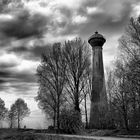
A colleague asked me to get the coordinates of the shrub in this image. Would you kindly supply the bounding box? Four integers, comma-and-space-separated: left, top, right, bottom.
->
48, 125, 54, 130
59, 108, 83, 134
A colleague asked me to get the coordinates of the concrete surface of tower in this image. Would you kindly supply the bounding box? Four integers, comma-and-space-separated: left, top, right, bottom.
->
88, 31, 108, 128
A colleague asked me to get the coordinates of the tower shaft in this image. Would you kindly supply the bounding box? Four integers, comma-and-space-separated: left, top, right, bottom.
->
88, 32, 107, 128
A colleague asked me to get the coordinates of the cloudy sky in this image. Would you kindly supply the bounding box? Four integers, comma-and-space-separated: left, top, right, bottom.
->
0, 0, 140, 128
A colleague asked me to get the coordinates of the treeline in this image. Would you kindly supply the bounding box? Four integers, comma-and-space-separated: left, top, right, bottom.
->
36, 15, 140, 133
0, 98, 30, 128
106, 16, 140, 130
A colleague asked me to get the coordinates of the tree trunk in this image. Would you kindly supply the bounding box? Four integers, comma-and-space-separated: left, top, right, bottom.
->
123, 112, 129, 130
10, 121, 12, 128
18, 112, 20, 129
74, 84, 80, 112
18, 118, 20, 129
10, 124, 12, 128
74, 96, 80, 112
132, 94, 137, 128
53, 111, 56, 128
57, 97, 60, 131
124, 116, 129, 130
84, 94, 88, 128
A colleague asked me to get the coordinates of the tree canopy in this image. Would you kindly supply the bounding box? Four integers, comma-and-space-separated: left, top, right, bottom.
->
10, 98, 30, 128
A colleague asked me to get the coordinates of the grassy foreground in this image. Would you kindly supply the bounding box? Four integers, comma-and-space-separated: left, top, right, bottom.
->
0, 128, 140, 140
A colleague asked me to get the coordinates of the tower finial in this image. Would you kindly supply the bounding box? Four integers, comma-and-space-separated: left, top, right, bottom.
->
95, 31, 98, 34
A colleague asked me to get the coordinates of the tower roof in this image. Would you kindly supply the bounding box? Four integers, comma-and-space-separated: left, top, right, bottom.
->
88, 31, 105, 42
88, 31, 106, 47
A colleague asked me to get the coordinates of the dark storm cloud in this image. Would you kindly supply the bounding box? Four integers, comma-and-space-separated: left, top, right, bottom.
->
79, 8, 130, 37
0, 7, 48, 94
8, 46, 28, 53
0, 67, 37, 94
0, 79, 6, 84
0, 61, 18, 68
0, 55, 36, 87
8, 44, 50, 60
0, 0, 10, 12
0, 69, 36, 84
0, 0, 24, 13
0, 71, 12, 78
15, 71, 37, 83
96, 1, 133, 31
28, 45, 50, 60
58, 0, 139, 39
0, 70, 16, 86
0, 9, 47, 39
59, 6, 72, 18
11, 82, 37, 94
0, 81, 37, 95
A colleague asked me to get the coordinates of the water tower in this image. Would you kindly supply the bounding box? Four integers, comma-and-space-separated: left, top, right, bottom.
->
88, 31, 108, 128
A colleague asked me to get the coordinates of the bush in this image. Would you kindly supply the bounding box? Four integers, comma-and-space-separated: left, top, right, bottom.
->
59, 108, 83, 134
48, 125, 54, 130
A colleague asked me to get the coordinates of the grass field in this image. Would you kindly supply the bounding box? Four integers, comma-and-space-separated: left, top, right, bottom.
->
0, 129, 45, 140
0, 128, 140, 140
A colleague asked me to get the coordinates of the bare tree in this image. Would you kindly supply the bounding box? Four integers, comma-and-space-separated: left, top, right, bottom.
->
117, 16, 140, 129
36, 43, 67, 129
104, 16, 140, 130
106, 58, 139, 130
114, 60, 130, 130
63, 38, 91, 112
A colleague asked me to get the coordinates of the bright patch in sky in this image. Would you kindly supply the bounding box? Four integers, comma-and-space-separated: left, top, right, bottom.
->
87, 7, 103, 15
132, 3, 140, 17
72, 15, 87, 24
